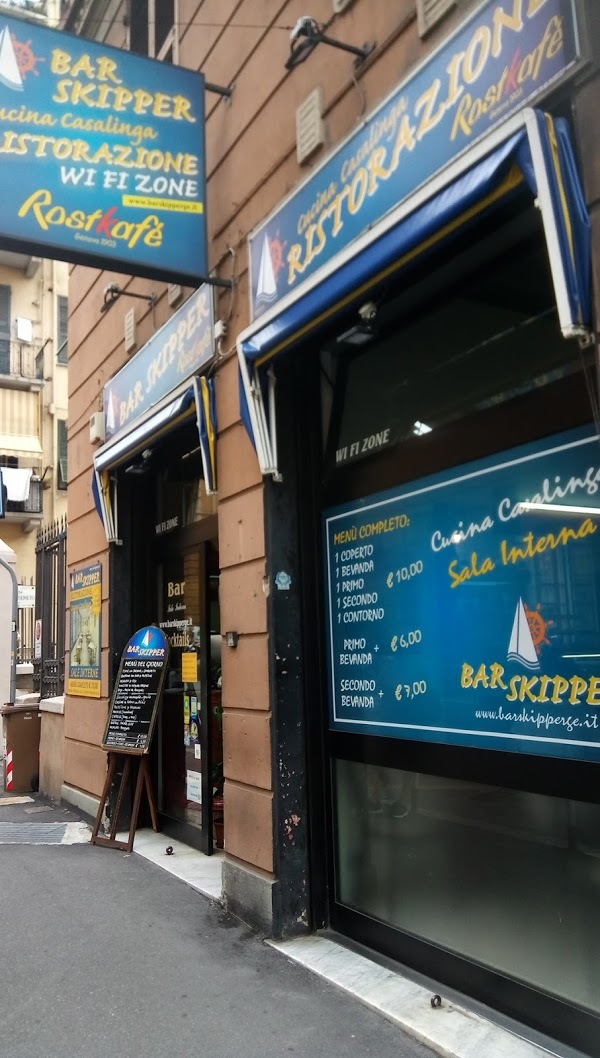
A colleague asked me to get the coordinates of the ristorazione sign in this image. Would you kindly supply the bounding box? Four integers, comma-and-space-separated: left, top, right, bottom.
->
324, 426, 600, 762
0, 14, 206, 284
249, 0, 578, 319
103, 284, 213, 440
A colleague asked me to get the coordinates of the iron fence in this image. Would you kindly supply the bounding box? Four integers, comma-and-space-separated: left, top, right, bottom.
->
33, 518, 66, 698
17, 580, 35, 665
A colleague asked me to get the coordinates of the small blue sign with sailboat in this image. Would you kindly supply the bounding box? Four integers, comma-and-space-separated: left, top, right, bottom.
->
324, 425, 600, 761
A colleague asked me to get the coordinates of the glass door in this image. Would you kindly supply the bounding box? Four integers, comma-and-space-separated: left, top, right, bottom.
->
157, 541, 221, 852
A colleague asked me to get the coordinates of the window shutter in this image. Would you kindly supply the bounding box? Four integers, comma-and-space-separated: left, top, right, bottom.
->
0, 285, 11, 374
417, 0, 456, 37
57, 295, 68, 364
57, 419, 68, 490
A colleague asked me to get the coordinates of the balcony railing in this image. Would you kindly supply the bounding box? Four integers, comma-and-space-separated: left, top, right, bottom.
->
6, 477, 43, 516
0, 340, 44, 383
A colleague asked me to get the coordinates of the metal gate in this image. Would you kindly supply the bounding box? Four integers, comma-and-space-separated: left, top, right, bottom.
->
33, 519, 66, 699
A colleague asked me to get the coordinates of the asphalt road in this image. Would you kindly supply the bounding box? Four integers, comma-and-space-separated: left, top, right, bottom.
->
0, 817, 435, 1058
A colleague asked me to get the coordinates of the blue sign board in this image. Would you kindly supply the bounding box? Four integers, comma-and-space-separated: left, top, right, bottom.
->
103, 284, 213, 440
250, 0, 578, 319
0, 14, 206, 284
324, 426, 600, 761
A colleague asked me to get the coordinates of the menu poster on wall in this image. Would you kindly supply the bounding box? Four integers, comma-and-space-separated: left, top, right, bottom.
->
68, 562, 102, 698
102, 625, 169, 753
324, 426, 600, 762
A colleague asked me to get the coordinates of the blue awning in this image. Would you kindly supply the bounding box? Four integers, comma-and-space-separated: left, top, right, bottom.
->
193, 375, 218, 495
238, 108, 591, 477
93, 375, 218, 543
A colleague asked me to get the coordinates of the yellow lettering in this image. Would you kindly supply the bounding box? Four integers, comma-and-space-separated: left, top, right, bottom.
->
461, 663, 474, 689
551, 676, 569, 704
492, 0, 524, 57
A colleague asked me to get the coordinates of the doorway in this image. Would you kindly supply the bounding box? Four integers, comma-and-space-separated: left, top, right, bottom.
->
156, 533, 222, 852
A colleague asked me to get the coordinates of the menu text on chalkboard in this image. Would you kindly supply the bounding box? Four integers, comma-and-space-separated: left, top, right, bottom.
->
102, 626, 169, 754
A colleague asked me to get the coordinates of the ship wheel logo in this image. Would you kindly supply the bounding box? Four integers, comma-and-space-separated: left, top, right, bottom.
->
524, 602, 555, 656
12, 36, 45, 79
268, 231, 287, 279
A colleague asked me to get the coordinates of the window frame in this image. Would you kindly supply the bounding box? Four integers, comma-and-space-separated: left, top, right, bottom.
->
56, 294, 68, 365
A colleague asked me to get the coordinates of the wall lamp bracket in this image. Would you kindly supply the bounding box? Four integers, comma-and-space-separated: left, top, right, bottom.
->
205, 81, 234, 100
285, 17, 375, 71
101, 284, 157, 314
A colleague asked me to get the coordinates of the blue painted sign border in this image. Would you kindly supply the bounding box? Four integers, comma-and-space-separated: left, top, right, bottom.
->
250, 0, 579, 319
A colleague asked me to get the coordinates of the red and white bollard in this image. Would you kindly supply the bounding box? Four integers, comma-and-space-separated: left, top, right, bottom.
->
5, 750, 13, 791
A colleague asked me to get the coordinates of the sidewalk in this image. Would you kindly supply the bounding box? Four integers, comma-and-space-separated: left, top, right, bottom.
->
0, 795, 584, 1058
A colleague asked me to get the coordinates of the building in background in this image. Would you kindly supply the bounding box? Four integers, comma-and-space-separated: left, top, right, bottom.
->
0, 252, 69, 665
26, 0, 600, 1052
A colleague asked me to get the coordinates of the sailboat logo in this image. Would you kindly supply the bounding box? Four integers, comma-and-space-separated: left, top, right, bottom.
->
141, 629, 152, 648
255, 232, 286, 307
0, 25, 23, 90
105, 389, 116, 435
507, 598, 554, 670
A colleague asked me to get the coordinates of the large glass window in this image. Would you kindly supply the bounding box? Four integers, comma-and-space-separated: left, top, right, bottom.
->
324, 204, 585, 476
335, 760, 600, 1015
322, 187, 599, 1041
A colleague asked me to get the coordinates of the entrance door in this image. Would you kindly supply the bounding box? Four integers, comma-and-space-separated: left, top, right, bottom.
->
157, 538, 221, 852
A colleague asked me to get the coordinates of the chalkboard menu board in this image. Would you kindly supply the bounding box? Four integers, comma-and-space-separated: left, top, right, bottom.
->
324, 426, 600, 762
102, 626, 169, 754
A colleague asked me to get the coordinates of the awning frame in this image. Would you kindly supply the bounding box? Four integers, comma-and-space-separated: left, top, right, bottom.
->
237, 107, 592, 480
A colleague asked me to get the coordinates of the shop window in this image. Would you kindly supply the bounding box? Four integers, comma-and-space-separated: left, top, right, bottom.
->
129, 0, 176, 62
56, 295, 68, 365
57, 419, 67, 490
0, 285, 10, 374
324, 200, 583, 478
335, 759, 600, 1016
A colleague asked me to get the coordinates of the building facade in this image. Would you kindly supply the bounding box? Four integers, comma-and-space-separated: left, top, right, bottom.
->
58, 1, 599, 1053
0, 250, 68, 639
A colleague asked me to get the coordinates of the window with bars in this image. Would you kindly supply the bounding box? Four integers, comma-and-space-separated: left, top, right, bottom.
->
57, 419, 67, 490
129, 0, 176, 62
57, 294, 68, 365
0, 285, 11, 374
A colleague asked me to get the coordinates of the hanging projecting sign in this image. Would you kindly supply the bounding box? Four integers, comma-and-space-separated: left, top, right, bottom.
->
249, 0, 579, 318
324, 426, 600, 763
102, 283, 214, 440
0, 15, 206, 284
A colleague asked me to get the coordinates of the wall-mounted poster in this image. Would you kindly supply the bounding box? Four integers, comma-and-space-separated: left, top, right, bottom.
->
324, 426, 600, 762
68, 562, 101, 697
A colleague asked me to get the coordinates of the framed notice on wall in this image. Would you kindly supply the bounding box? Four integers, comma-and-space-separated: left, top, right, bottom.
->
68, 563, 102, 697
324, 426, 600, 762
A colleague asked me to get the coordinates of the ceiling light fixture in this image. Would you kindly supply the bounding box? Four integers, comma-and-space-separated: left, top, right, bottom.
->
412, 421, 433, 436
520, 502, 600, 515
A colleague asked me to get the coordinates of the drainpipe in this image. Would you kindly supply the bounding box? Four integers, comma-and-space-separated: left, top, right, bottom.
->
0, 555, 17, 705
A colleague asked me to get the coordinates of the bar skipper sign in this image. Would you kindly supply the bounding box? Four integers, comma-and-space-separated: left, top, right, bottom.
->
0, 15, 206, 284
249, 0, 579, 318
